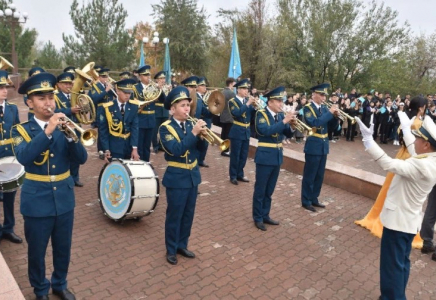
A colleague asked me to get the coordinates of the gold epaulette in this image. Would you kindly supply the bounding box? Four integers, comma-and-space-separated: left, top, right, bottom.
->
103, 101, 114, 108
54, 90, 59, 94
162, 120, 171, 126
258, 109, 265, 112
13, 122, 31, 143
129, 99, 140, 105
6, 101, 16, 105
414, 154, 428, 159
305, 103, 312, 107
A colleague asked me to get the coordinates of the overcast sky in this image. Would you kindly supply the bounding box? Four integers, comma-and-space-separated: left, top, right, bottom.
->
10, 0, 436, 49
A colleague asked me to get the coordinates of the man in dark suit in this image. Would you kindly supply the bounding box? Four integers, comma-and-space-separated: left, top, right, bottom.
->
228, 78, 255, 185
158, 86, 205, 265
301, 83, 339, 212
0, 70, 22, 245
252, 86, 294, 231
12, 72, 88, 300
100, 79, 140, 161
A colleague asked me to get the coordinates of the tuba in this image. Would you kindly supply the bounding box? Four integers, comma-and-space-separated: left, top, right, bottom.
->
203, 90, 226, 115
70, 63, 97, 125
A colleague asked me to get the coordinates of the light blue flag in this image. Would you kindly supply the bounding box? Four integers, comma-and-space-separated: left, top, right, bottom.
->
228, 27, 242, 79
163, 40, 171, 84
139, 42, 145, 67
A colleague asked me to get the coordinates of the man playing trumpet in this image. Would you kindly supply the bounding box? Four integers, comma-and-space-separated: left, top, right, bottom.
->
12, 72, 88, 300
301, 83, 340, 212
158, 86, 207, 265
253, 86, 295, 231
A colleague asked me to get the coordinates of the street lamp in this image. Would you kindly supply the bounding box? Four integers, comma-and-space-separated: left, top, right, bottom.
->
0, 4, 29, 75
142, 30, 168, 67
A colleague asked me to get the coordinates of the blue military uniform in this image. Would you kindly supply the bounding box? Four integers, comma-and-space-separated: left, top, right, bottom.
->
12, 72, 88, 298
132, 65, 156, 162
119, 71, 131, 80
54, 72, 83, 185
228, 78, 255, 182
253, 87, 293, 228
100, 79, 139, 159
89, 68, 116, 152
63, 66, 76, 74
0, 71, 21, 243
195, 77, 214, 167
159, 86, 201, 265
301, 83, 339, 210
151, 71, 169, 152
24, 67, 45, 120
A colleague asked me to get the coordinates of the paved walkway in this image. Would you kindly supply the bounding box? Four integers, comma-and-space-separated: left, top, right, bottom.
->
1, 99, 435, 299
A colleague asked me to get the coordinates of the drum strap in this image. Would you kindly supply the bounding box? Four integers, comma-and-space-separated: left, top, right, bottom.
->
16, 124, 50, 166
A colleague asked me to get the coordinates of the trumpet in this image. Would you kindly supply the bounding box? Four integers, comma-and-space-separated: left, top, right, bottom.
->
252, 96, 266, 110
185, 114, 230, 151
47, 108, 98, 146
280, 108, 314, 136
324, 101, 356, 124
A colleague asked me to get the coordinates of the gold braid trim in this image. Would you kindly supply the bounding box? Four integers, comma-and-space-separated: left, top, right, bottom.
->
161, 122, 188, 158
16, 124, 49, 165
93, 83, 101, 94
54, 94, 67, 109
104, 106, 124, 137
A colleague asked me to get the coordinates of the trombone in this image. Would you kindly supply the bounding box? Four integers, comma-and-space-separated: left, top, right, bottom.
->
280, 108, 314, 136
324, 101, 356, 124
47, 108, 98, 146
185, 114, 230, 151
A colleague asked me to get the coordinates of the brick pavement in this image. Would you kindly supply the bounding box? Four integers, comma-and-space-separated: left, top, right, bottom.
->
1, 98, 436, 299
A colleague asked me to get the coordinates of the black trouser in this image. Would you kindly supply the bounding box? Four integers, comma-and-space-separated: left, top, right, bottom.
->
421, 185, 436, 247
346, 122, 356, 141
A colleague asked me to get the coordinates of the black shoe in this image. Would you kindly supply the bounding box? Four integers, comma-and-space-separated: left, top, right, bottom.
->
177, 248, 195, 258
432, 253, 436, 262
421, 244, 435, 254
2, 232, 23, 244
74, 181, 84, 187
237, 177, 249, 182
36, 295, 49, 300
263, 218, 279, 225
254, 222, 267, 231
303, 205, 316, 212
52, 289, 75, 300
199, 162, 209, 168
221, 151, 230, 157
312, 203, 325, 208
166, 254, 178, 265
230, 179, 238, 185
98, 152, 105, 160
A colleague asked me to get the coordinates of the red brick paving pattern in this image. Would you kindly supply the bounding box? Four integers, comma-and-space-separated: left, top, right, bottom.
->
1, 98, 435, 299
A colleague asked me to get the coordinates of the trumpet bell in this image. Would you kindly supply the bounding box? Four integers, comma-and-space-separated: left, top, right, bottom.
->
219, 139, 231, 152
81, 128, 98, 147
0, 56, 13, 70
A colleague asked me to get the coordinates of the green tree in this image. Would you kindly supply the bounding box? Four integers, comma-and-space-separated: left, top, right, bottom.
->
36, 41, 63, 70
62, 0, 136, 70
0, 0, 37, 72
152, 0, 210, 75
277, 0, 410, 92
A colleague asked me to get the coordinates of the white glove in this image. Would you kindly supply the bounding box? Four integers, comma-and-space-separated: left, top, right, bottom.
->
398, 112, 414, 136
355, 117, 375, 149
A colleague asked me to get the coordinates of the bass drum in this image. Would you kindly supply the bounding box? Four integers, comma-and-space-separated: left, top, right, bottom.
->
98, 159, 159, 221
0, 156, 25, 192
